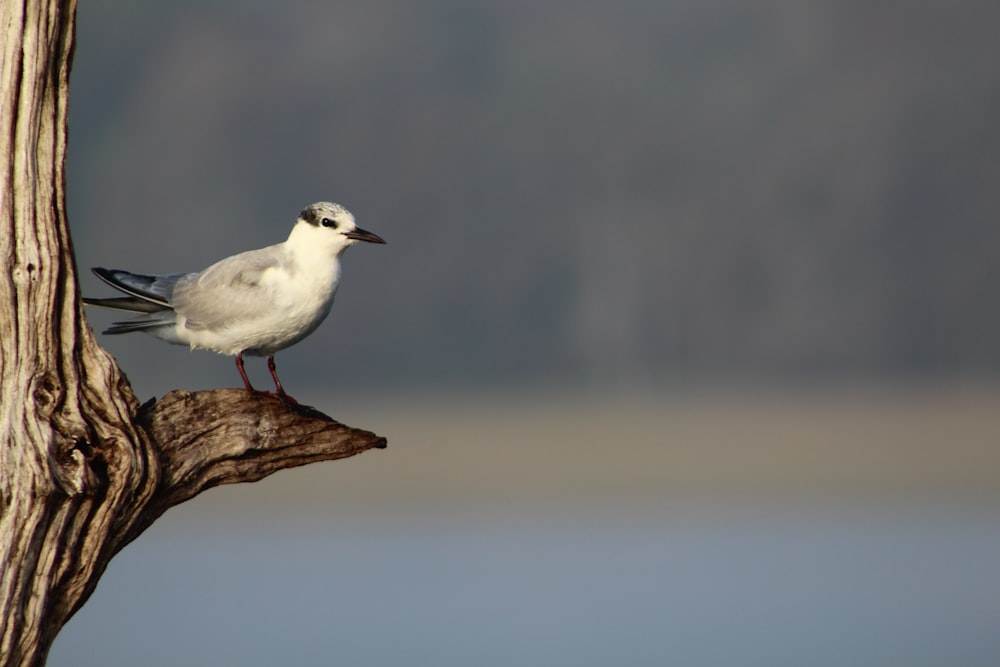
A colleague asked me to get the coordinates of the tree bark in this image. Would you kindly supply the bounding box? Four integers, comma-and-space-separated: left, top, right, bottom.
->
0, 3, 386, 665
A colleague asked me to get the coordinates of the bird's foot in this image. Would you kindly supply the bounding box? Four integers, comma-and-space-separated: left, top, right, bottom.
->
247, 388, 332, 420
251, 388, 300, 406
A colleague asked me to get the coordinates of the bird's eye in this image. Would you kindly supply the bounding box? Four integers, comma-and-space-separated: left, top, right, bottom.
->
321, 217, 337, 228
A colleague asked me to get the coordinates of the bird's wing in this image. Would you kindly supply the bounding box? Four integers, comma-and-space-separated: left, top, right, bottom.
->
170, 246, 285, 332
82, 295, 170, 314
90, 267, 188, 307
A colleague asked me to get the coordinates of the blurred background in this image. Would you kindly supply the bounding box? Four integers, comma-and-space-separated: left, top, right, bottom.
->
53, 1, 1000, 665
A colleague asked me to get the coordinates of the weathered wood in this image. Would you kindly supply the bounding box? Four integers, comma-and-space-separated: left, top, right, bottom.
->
0, 3, 386, 665
130, 389, 387, 543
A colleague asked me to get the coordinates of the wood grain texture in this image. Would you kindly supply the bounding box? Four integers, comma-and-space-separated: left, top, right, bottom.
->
130, 389, 388, 543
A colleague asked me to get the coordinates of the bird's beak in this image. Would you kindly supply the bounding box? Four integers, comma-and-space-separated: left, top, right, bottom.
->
345, 227, 386, 244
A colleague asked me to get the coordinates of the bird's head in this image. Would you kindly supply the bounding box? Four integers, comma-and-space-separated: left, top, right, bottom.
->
290, 201, 386, 255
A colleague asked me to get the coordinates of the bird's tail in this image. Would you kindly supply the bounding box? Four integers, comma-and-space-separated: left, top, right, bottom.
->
84, 267, 181, 335
82, 297, 177, 335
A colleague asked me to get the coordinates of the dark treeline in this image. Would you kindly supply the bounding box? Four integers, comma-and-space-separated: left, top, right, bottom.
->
69, 1, 1000, 390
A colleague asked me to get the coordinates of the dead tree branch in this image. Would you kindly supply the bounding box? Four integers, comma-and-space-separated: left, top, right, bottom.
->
0, 2, 386, 665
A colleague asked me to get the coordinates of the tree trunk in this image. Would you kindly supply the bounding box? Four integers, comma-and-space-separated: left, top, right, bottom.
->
0, 3, 386, 665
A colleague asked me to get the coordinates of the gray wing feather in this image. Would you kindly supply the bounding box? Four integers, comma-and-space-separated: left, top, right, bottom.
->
82, 295, 169, 314
86, 267, 186, 335
91, 267, 188, 306
171, 247, 285, 331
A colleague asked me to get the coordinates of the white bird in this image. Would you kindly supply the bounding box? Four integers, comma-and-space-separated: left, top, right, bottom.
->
83, 201, 385, 403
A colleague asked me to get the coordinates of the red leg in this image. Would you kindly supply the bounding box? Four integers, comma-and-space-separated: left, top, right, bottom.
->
235, 352, 255, 392
267, 355, 298, 405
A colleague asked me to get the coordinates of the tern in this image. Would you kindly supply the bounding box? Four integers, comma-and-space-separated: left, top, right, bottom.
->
83, 201, 385, 403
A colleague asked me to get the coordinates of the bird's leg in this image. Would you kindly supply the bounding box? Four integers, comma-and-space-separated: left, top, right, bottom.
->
235, 352, 256, 392
267, 355, 299, 405
237, 352, 298, 406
